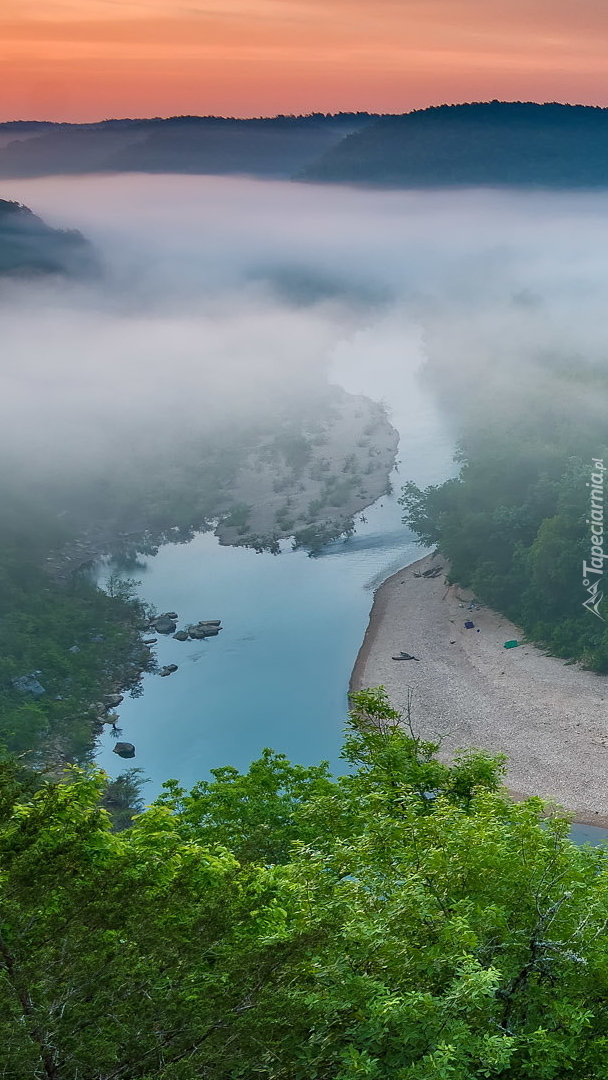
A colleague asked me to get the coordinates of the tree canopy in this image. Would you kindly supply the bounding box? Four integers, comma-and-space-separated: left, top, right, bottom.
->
2, 689, 608, 1079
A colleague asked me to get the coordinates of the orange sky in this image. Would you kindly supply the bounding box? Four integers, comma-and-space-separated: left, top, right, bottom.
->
3, 0, 608, 121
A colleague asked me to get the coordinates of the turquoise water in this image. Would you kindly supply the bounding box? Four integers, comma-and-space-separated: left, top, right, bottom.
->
94, 339, 608, 847
569, 823, 608, 847
96, 334, 455, 792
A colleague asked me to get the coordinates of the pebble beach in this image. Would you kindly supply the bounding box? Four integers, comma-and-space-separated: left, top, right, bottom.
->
351, 552, 608, 825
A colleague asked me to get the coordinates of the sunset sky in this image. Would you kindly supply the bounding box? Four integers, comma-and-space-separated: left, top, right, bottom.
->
3, 0, 608, 122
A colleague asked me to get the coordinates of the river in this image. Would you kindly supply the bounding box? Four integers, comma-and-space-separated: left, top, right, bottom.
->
95, 323, 455, 793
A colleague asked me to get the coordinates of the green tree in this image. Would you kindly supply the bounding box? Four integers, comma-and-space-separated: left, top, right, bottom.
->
100, 767, 150, 831
2, 691, 608, 1078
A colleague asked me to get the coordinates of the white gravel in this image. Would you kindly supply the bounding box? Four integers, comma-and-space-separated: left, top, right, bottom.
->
351, 552, 608, 825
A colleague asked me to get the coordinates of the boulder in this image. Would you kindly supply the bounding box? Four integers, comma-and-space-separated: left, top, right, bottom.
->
173, 630, 189, 641
113, 742, 135, 759
159, 664, 178, 677
187, 621, 222, 639
153, 616, 177, 635
142, 637, 157, 645
12, 675, 45, 696
163, 612, 179, 620
104, 712, 120, 724
104, 693, 124, 707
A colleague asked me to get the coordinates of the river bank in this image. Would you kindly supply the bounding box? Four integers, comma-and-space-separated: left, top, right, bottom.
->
351, 552, 608, 827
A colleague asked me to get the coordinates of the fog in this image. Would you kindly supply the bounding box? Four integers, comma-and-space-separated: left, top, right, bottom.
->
3, 174, 608, 503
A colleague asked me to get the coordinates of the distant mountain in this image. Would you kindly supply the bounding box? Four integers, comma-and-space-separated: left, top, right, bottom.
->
0, 200, 96, 277
0, 114, 378, 179
6, 104, 608, 188
300, 102, 608, 187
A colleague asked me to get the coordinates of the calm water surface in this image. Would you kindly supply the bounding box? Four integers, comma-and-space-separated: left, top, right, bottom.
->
96, 331, 454, 792
94, 333, 608, 846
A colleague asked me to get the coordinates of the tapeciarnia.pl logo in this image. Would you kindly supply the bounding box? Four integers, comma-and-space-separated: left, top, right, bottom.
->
582, 457, 606, 620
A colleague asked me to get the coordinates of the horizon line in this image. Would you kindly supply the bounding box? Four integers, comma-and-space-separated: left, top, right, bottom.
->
1, 99, 606, 126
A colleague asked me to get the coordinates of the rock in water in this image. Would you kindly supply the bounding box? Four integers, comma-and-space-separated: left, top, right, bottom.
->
113, 742, 135, 759
173, 630, 189, 641
153, 615, 177, 635
187, 621, 222, 639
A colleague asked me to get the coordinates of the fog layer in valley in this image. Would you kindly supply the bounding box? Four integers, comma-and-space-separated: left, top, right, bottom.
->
3, 175, 608, 512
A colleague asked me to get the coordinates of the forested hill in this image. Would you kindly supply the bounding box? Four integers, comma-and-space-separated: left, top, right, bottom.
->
301, 101, 608, 187
5, 103, 608, 186
0, 114, 377, 179
0, 199, 96, 276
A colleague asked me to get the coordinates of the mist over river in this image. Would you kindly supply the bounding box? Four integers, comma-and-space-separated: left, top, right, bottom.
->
96, 326, 454, 792
5, 174, 608, 840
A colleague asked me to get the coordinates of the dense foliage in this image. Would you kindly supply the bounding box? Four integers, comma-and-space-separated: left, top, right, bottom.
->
0, 199, 95, 277
400, 454, 608, 670
0, 554, 151, 762
2, 689, 608, 1079
7, 104, 608, 188
302, 101, 608, 186
400, 334, 608, 669
0, 115, 377, 180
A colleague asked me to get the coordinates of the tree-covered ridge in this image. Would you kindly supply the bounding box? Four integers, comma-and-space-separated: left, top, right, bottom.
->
0, 199, 96, 277
1, 690, 608, 1079
0, 114, 379, 180
9, 103, 608, 187
301, 101, 608, 187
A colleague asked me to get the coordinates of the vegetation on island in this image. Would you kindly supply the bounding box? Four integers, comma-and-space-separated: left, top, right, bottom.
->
222, 395, 397, 555
2, 689, 608, 1079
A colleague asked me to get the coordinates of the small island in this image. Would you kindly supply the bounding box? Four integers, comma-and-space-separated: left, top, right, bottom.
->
215, 388, 398, 553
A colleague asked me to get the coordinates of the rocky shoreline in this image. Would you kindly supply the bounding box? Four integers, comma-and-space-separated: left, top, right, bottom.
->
92, 610, 225, 759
